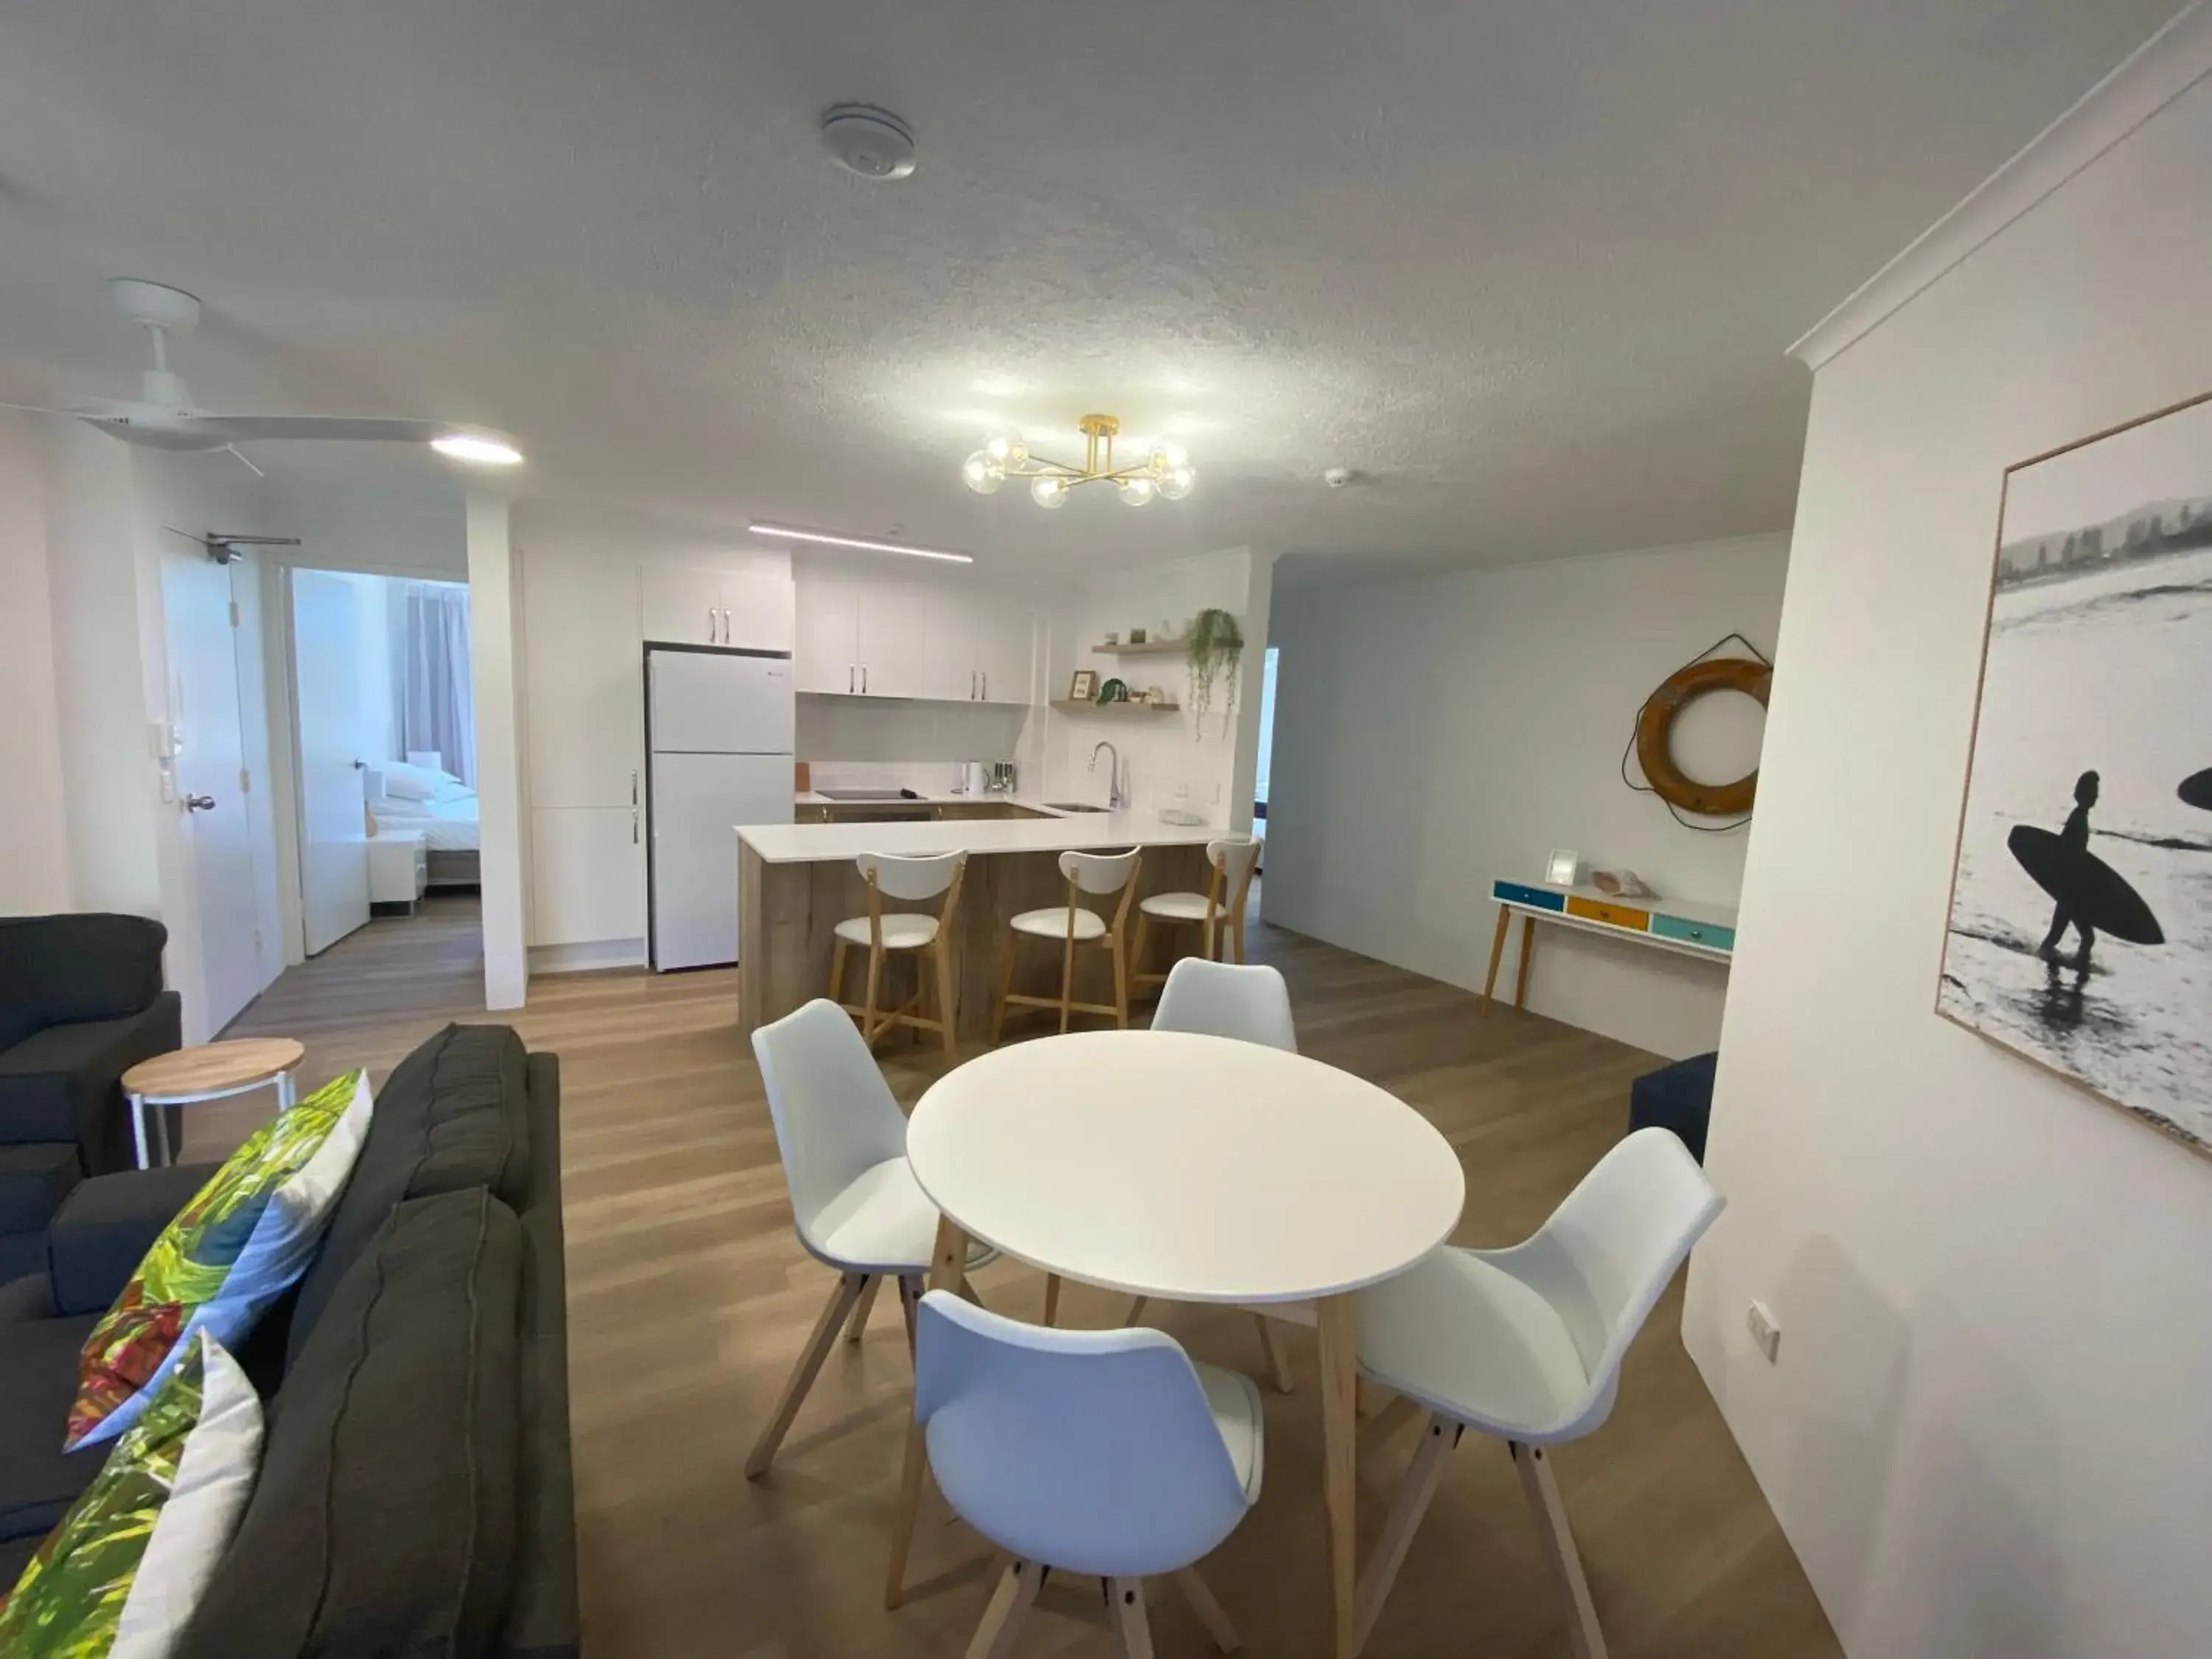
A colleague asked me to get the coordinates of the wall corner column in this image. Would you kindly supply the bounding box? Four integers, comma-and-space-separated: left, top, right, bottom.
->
466, 490, 528, 1009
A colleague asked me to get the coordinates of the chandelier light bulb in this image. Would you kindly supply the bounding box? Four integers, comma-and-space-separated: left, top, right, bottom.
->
1119, 476, 1158, 507
984, 428, 1028, 465
1030, 476, 1069, 509
1158, 464, 1197, 501
961, 450, 1005, 494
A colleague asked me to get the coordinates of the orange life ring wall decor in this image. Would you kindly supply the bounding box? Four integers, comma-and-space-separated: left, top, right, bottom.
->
1633, 655, 1772, 817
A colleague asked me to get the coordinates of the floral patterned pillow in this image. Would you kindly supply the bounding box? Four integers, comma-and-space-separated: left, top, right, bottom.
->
66, 1068, 372, 1451
1, 1329, 262, 1655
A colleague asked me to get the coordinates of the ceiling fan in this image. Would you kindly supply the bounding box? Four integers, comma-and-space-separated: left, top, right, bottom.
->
1, 279, 523, 476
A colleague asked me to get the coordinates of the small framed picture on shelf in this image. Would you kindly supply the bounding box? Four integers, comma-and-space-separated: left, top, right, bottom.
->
1068, 669, 1099, 702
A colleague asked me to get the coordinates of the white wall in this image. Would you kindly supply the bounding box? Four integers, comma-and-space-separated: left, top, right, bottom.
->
1267, 534, 1787, 1057
1686, 15, 2212, 1658
1039, 547, 1268, 826
0, 413, 71, 912
467, 491, 527, 1007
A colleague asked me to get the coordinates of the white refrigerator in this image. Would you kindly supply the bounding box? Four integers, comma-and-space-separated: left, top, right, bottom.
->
646, 647, 794, 970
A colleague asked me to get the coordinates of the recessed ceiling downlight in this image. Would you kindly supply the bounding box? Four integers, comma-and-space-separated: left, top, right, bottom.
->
431, 432, 524, 466
821, 103, 917, 180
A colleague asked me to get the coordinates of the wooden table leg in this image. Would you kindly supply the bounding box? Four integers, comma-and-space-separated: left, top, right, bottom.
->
886, 1212, 972, 1608
1315, 1293, 1360, 1659
1513, 915, 1538, 1012
1478, 908, 1512, 1015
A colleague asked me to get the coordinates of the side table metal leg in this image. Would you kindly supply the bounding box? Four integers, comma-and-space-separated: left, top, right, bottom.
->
129, 1092, 150, 1170
277, 1069, 297, 1110
153, 1099, 173, 1166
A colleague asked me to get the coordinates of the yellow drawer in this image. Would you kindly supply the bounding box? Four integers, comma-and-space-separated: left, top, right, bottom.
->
1565, 895, 1651, 932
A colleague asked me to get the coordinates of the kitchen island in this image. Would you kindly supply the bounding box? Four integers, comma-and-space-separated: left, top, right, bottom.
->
737, 804, 1221, 1042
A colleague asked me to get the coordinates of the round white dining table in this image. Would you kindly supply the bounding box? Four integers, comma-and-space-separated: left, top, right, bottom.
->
886, 1029, 1467, 1659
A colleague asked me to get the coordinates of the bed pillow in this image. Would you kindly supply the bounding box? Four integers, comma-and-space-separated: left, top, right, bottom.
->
380, 761, 439, 800
66, 1071, 372, 1453
0, 1329, 262, 1657
429, 776, 474, 803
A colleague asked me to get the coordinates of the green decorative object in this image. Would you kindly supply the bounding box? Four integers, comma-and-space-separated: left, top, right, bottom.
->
1185, 608, 1244, 737
1096, 677, 1130, 704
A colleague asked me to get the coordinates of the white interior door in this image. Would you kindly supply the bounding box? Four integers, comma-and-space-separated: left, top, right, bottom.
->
292, 569, 373, 955
163, 552, 265, 1032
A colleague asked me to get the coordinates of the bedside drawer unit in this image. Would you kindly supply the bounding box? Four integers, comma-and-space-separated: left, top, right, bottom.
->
1649, 913, 1735, 951
369, 832, 428, 911
1565, 894, 1651, 931
1492, 880, 1567, 912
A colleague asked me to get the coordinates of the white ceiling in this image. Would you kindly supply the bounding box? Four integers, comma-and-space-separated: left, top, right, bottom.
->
0, 1, 2180, 578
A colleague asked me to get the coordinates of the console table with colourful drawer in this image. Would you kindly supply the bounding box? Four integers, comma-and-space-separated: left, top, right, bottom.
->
1481, 879, 1736, 1012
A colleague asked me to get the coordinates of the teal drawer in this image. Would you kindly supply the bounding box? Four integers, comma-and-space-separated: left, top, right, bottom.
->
1494, 880, 1566, 912
1650, 914, 1734, 951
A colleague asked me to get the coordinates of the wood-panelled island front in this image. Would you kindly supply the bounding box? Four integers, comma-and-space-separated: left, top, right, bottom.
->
737, 807, 1219, 1043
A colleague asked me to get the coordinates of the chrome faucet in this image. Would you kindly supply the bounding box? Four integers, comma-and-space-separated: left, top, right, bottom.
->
1088, 740, 1127, 810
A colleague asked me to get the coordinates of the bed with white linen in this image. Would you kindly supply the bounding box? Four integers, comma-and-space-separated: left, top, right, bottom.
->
369, 761, 481, 887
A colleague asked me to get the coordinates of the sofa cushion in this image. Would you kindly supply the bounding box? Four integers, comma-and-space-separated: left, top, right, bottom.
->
1627, 1050, 1718, 1164
47, 1163, 217, 1318
284, 1023, 529, 1366
175, 1187, 522, 1659
0, 1312, 102, 1546
0, 1144, 81, 1239
0, 915, 167, 1057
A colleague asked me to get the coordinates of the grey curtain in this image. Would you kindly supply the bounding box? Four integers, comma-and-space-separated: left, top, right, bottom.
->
398, 582, 476, 785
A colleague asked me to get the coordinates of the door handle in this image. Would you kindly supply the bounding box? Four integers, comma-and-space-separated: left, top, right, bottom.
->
351, 758, 366, 770
184, 793, 217, 813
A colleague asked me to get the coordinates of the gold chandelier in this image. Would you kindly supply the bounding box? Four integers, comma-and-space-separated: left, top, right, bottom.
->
961, 414, 1197, 510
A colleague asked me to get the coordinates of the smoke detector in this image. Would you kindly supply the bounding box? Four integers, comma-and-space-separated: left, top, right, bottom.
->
1324, 467, 1358, 489
821, 104, 917, 181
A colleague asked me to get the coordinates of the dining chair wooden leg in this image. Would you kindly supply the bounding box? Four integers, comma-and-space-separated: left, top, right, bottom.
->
898, 1273, 923, 1359
1353, 1413, 1458, 1649
1041, 1273, 1062, 1328
844, 1273, 882, 1343
1253, 1312, 1295, 1394
1478, 907, 1511, 1015
933, 942, 959, 1057
964, 1558, 1042, 1659
1107, 1578, 1155, 1659
1174, 1567, 1242, 1654
887, 1215, 972, 1607
1511, 1440, 1608, 1659
1059, 928, 1077, 1034
992, 935, 1018, 1043
1122, 1295, 1150, 1328
745, 1270, 868, 1480
830, 936, 851, 1006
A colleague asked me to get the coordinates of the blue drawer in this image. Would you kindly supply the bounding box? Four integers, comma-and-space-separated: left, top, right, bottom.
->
1650, 913, 1735, 952
1493, 880, 1566, 912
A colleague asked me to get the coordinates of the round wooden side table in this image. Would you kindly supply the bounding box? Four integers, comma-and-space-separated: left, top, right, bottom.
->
120, 1038, 307, 1169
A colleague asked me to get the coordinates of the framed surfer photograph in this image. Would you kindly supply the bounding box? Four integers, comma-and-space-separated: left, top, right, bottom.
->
1938, 390, 2212, 1156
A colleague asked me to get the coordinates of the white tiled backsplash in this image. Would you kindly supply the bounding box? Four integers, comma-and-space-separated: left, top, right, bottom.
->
797, 697, 1030, 794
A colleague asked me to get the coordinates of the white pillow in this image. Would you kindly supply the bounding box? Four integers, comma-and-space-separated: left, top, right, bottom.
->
429, 776, 474, 803
380, 760, 439, 800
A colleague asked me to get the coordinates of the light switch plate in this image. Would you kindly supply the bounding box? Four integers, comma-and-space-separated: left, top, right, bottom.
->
1746, 1300, 1781, 1363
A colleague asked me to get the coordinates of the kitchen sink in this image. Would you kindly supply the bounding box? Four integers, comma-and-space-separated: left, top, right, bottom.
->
1042, 801, 1109, 812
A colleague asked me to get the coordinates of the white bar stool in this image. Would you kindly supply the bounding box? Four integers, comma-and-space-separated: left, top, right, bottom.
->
830, 850, 967, 1057
992, 847, 1142, 1040
1133, 835, 1260, 992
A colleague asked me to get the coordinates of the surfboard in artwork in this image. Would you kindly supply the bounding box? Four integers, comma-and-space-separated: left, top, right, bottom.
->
2006, 824, 2166, 946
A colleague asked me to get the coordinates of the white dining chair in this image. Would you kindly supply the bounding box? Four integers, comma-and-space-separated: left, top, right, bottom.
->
992, 846, 1143, 1039
745, 998, 994, 1480
1133, 835, 1262, 990
914, 1290, 1262, 1658
830, 849, 967, 1057
1130, 957, 1300, 1391
1351, 1127, 1724, 1656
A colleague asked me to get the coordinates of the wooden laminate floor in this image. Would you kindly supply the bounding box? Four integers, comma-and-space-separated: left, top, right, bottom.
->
213, 891, 1841, 1659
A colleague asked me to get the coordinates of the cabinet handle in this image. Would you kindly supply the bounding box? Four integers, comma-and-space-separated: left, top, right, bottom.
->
630, 769, 639, 807
632, 808, 639, 844
981, 671, 988, 700
707, 606, 715, 641
861, 664, 869, 694
721, 608, 731, 644
969, 669, 977, 700
848, 664, 855, 694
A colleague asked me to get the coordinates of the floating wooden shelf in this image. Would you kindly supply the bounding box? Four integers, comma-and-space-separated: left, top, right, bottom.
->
1051, 699, 1183, 715
1090, 639, 1189, 657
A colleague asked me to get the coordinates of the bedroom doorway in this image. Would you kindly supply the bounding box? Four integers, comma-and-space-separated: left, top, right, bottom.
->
287, 568, 481, 961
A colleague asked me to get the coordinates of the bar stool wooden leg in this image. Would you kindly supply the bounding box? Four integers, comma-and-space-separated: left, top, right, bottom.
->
1041, 1273, 1062, 1327
1059, 928, 1077, 1034
830, 936, 850, 1008
1131, 911, 1151, 984
932, 941, 958, 1057
863, 945, 886, 1043
992, 934, 1018, 1043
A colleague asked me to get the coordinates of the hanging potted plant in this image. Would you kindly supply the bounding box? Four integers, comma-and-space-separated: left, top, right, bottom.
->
1185, 608, 1243, 737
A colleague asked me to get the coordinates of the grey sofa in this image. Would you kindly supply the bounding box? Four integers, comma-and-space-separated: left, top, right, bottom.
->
0, 914, 181, 1284
0, 1022, 577, 1659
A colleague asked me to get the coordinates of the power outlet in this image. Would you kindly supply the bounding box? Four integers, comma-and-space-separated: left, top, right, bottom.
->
1745, 1300, 1781, 1364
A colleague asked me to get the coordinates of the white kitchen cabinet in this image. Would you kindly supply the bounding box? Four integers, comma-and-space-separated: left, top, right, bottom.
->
795, 567, 859, 693
921, 590, 978, 703
530, 807, 645, 946
974, 597, 1035, 704
522, 547, 644, 811
641, 565, 795, 651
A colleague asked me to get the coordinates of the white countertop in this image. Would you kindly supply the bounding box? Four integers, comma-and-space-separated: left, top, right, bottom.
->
741, 798, 1222, 863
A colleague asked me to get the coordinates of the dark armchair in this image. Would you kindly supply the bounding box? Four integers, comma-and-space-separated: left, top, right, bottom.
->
0, 914, 181, 1281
